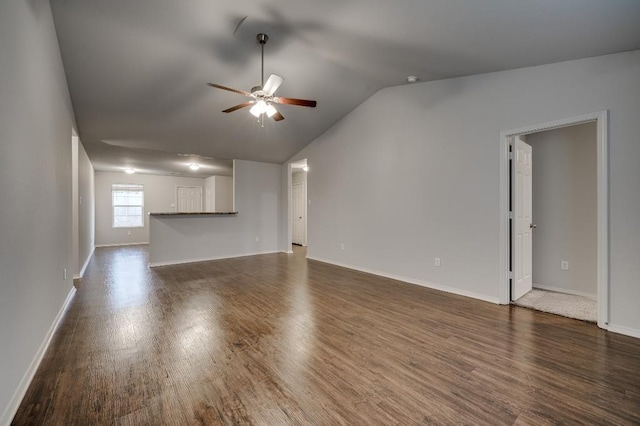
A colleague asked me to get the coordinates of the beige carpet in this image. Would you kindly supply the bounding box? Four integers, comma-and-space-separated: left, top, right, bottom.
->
514, 289, 597, 323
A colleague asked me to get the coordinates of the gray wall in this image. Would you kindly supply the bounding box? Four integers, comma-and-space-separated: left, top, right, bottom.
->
284, 50, 640, 334
95, 172, 206, 246
528, 122, 597, 297
0, 0, 76, 422
78, 141, 95, 275
149, 160, 281, 265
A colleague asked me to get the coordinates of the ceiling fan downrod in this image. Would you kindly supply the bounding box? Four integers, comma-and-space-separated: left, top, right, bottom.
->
257, 33, 268, 88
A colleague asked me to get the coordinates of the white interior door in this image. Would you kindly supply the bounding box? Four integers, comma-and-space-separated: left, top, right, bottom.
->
292, 183, 304, 245
512, 137, 533, 300
177, 186, 202, 213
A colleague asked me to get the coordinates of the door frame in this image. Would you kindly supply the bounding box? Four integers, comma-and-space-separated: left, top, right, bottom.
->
498, 110, 609, 329
292, 181, 306, 245
287, 159, 308, 251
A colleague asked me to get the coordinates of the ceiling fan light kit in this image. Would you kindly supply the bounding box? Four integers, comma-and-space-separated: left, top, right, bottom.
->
208, 33, 317, 124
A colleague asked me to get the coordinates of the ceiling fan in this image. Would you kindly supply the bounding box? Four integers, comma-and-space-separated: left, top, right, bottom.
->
208, 33, 317, 122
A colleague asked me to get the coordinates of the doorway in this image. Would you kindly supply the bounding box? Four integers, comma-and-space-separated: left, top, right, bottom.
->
176, 186, 203, 213
499, 111, 609, 328
289, 159, 308, 249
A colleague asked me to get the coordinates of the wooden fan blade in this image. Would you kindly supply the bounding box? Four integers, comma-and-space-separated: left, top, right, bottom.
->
275, 97, 317, 107
222, 101, 253, 113
207, 83, 252, 97
272, 111, 284, 121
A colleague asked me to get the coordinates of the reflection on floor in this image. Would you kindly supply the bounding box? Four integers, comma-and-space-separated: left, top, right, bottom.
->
15, 245, 640, 424
515, 288, 597, 323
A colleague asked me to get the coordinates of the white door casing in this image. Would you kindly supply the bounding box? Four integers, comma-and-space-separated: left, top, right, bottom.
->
177, 186, 203, 213
512, 137, 533, 300
292, 183, 304, 245
499, 111, 608, 329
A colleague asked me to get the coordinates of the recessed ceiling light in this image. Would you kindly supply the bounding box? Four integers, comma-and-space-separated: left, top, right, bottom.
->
302, 165, 309, 172
124, 168, 135, 174
407, 75, 419, 83
189, 163, 200, 171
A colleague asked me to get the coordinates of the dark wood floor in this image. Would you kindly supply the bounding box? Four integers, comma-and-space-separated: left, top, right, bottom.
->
13, 246, 640, 425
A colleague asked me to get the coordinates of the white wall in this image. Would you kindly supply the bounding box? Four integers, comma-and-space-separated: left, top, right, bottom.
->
72, 137, 79, 275
77, 141, 95, 276
284, 50, 640, 335
71, 138, 95, 277
0, 1, 77, 422
205, 176, 215, 211
215, 175, 234, 212
527, 123, 597, 297
95, 172, 206, 246
149, 160, 281, 265
204, 175, 234, 212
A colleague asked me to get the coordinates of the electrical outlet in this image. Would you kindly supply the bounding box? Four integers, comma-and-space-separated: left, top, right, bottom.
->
561, 260, 569, 270
127, 230, 132, 236
63, 268, 67, 280
340, 243, 345, 250
434, 257, 441, 267
256, 235, 260, 242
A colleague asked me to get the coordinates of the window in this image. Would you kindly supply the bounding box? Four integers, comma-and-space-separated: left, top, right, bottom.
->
112, 184, 144, 228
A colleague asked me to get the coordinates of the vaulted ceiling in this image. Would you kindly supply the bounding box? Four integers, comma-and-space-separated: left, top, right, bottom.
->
51, 0, 640, 176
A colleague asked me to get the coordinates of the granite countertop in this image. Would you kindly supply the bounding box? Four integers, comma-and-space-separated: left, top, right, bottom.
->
149, 212, 238, 216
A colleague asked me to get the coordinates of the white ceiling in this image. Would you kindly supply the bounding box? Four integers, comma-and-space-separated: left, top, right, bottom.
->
50, 0, 640, 176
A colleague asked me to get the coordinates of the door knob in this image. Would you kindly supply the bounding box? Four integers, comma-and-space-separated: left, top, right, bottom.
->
530, 223, 537, 229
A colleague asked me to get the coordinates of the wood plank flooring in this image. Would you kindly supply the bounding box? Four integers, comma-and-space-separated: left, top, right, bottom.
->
13, 245, 640, 425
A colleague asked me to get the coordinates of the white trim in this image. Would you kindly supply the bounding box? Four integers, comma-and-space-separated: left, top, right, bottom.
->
111, 183, 145, 228
148, 250, 280, 267
307, 256, 500, 305
606, 324, 640, 339
286, 162, 293, 251
95, 242, 149, 248
532, 284, 597, 300
595, 112, 609, 330
0, 287, 76, 425
499, 111, 609, 330
74, 245, 96, 279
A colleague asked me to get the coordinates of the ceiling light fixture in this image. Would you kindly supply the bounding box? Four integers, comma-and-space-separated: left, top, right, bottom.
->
124, 168, 135, 174
407, 75, 419, 83
250, 100, 267, 117
265, 103, 278, 118
189, 163, 200, 171
302, 165, 309, 172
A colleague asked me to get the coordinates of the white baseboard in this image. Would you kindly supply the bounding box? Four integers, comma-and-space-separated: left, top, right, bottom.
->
95, 242, 149, 248
149, 250, 280, 267
533, 284, 597, 300
606, 324, 640, 339
0, 286, 76, 425
306, 256, 500, 305
74, 245, 96, 279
